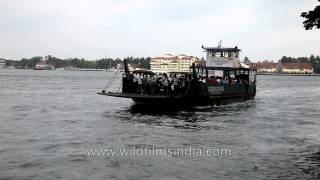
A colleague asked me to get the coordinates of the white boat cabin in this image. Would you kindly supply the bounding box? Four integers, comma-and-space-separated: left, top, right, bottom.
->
202, 46, 241, 68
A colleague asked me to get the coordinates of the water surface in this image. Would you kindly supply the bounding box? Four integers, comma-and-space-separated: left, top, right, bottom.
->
0, 69, 320, 179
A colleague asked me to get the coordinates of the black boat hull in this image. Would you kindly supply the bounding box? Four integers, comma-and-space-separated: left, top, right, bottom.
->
98, 92, 255, 106
132, 95, 255, 106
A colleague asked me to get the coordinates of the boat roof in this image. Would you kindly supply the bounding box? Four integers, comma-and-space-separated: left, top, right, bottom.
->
168, 71, 191, 74
195, 65, 254, 71
202, 46, 241, 52
132, 69, 155, 75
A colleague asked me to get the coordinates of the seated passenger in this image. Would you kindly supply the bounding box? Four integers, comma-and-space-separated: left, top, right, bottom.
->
201, 77, 206, 84
216, 78, 221, 85
198, 75, 202, 82
230, 78, 236, 85
208, 76, 218, 85
222, 77, 228, 85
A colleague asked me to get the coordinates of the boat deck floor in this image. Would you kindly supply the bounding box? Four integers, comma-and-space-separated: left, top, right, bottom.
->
97, 92, 185, 99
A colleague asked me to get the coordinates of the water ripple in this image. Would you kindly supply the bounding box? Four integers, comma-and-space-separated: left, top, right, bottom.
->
1, 70, 320, 179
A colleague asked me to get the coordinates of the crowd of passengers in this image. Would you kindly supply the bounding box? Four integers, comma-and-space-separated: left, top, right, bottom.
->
207, 75, 249, 86
122, 72, 249, 95
122, 73, 191, 95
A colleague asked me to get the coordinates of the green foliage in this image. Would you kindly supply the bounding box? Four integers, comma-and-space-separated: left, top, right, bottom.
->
280, 56, 309, 63
310, 55, 320, 74
96, 58, 114, 69
12, 56, 151, 70
46, 55, 66, 68
301, 0, 320, 30
123, 57, 151, 69
16, 56, 42, 69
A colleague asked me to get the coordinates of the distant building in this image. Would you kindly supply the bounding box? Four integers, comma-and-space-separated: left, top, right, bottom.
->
150, 54, 200, 73
254, 62, 313, 74
116, 63, 135, 71
281, 63, 313, 74
34, 57, 54, 70
255, 62, 278, 73
0, 58, 6, 69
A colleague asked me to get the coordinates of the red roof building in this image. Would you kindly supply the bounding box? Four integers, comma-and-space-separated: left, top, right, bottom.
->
253, 62, 313, 74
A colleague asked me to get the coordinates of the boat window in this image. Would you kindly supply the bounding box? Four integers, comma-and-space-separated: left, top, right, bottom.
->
209, 51, 233, 58
214, 70, 223, 77
208, 70, 215, 77
249, 70, 257, 83
229, 70, 235, 78
208, 51, 215, 57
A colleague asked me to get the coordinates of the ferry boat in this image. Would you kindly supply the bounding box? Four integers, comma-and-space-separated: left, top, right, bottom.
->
34, 61, 54, 70
0, 59, 6, 69
98, 45, 257, 106
34, 56, 55, 70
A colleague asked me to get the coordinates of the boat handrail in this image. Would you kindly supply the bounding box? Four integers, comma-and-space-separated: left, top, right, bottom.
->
193, 65, 254, 71
183, 78, 194, 97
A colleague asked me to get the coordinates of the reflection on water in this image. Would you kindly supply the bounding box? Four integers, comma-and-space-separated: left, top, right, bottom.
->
111, 100, 261, 132
128, 99, 256, 117
128, 103, 196, 115
112, 105, 204, 130
0, 70, 320, 179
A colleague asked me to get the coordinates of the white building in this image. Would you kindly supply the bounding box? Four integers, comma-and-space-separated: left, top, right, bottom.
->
255, 62, 313, 74
255, 62, 278, 73
281, 63, 313, 74
150, 54, 199, 73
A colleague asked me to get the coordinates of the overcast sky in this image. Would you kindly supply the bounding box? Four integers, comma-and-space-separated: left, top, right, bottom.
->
0, 0, 319, 62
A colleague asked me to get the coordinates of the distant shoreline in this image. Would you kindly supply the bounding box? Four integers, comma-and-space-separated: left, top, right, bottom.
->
0, 68, 107, 72
258, 73, 320, 76
2, 69, 320, 76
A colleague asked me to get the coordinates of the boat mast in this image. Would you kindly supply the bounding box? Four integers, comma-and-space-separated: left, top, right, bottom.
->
124, 59, 129, 73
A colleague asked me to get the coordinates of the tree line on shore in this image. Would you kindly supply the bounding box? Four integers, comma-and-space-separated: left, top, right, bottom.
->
5, 56, 151, 69
5, 54, 320, 73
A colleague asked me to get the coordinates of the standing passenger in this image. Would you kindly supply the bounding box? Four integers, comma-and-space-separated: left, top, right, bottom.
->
151, 75, 157, 95
173, 74, 179, 94
133, 74, 138, 93
180, 75, 186, 93
163, 75, 169, 95
137, 74, 143, 94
